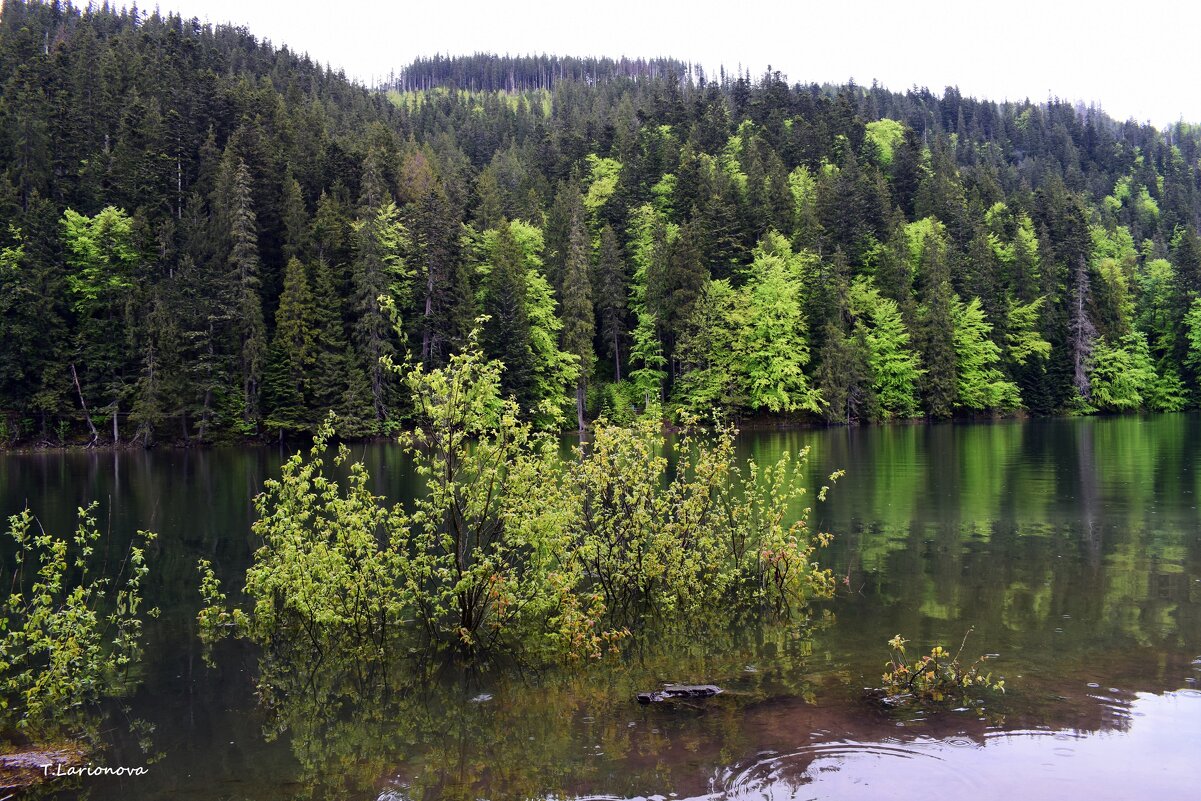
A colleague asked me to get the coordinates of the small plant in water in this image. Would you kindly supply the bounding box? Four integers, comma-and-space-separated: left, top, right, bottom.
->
880, 629, 1004, 706
0, 501, 158, 783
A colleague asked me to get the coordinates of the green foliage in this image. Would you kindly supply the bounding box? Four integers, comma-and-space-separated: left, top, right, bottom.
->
880, 631, 1004, 706
1005, 296, 1052, 365
1, 504, 157, 731
674, 278, 747, 414
596, 379, 641, 424
864, 119, 905, 168
628, 310, 667, 408
1184, 297, 1201, 376
741, 233, 822, 414
10, 6, 1201, 442
582, 154, 622, 216
397, 346, 583, 653
479, 221, 578, 427
572, 418, 836, 628
849, 277, 924, 418
264, 257, 319, 434
200, 343, 836, 664
1087, 332, 1159, 412
953, 296, 1021, 412
61, 207, 138, 312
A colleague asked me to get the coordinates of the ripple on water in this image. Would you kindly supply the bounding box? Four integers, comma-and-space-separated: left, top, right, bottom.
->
710, 738, 984, 799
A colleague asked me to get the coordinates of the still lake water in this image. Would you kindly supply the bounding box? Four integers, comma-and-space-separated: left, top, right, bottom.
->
3, 415, 1200, 800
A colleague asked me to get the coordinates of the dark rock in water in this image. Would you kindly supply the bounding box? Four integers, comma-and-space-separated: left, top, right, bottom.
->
0, 745, 86, 790
637, 684, 723, 704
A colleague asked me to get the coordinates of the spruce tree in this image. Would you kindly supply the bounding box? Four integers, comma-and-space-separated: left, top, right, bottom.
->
215, 155, 266, 431
595, 224, 628, 380
264, 257, 318, 435
351, 201, 410, 425
559, 208, 594, 430
482, 222, 536, 410
915, 223, 957, 418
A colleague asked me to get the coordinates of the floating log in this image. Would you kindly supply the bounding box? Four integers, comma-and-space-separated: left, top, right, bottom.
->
636, 684, 723, 704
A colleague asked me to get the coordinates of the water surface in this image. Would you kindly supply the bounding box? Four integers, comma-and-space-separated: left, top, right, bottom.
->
3, 415, 1199, 799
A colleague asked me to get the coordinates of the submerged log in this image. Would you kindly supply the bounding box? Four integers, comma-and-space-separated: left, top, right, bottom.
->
636, 684, 724, 704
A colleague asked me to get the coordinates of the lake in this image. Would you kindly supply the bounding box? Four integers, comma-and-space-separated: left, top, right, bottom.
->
3, 414, 1199, 800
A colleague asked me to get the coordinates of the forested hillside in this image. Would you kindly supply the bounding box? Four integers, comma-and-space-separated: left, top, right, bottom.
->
4, 0, 1201, 446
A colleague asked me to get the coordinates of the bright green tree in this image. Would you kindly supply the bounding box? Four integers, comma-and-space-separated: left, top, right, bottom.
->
741, 232, 821, 414
953, 296, 1021, 412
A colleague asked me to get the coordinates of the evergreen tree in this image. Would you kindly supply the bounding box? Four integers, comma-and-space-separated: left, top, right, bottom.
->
741, 233, 821, 414
673, 278, 747, 414
913, 220, 957, 418
815, 322, 874, 423
215, 155, 266, 431
351, 201, 410, 426
595, 224, 628, 380
559, 208, 594, 430
953, 296, 1021, 412
849, 277, 923, 418
482, 221, 536, 410
264, 257, 318, 435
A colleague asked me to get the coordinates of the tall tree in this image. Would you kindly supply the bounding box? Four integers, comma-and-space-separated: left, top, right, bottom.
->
351, 201, 410, 427
559, 208, 594, 430
264, 256, 318, 435
594, 224, 628, 381
482, 221, 536, 410
214, 155, 266, 431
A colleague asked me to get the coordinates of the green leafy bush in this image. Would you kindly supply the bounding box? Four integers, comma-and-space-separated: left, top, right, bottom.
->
0, 504, 157, 730
200, 344, 836, 664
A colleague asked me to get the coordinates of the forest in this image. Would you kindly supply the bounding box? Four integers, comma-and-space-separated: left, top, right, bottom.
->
4, 0, 1201, 446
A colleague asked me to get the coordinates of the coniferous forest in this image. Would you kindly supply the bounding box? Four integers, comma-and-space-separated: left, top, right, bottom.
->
6, 0, 1201, 446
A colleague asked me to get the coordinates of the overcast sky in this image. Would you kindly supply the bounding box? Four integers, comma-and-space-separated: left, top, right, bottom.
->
154, 0, 1200, 126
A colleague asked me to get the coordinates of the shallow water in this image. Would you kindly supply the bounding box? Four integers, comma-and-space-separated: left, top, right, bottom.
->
2, 414, 1199, 799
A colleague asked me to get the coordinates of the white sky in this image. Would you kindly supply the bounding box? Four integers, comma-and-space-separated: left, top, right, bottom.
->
153, 0, 1201, 126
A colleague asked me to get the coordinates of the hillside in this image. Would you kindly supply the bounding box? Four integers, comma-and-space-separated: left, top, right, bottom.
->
2, 0, 1201, 445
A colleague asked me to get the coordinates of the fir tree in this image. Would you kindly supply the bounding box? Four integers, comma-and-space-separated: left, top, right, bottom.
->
595, 224, 628, 381
264, 257, 318, 435
559, 208, 594, 430
482, 222, 536, 409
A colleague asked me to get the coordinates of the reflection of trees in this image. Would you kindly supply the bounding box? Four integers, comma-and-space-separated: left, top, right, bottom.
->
253, 620, 829, 801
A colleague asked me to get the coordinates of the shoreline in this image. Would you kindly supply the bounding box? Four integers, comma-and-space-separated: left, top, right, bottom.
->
3, 407, 1186, 455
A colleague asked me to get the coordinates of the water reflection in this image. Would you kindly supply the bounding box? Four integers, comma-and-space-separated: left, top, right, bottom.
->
0, 414, 1195, 799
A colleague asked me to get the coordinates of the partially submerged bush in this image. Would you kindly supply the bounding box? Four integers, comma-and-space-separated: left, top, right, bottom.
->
574, 418, 838, 629
879, 630, 1005, 706
0, 504, 157, 731
199, 344, 837, 665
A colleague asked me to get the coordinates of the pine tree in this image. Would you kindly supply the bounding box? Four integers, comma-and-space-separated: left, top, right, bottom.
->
559, 208, 594, 430
849, 277, 923, 418
595, 224, 628, 380
351, 201, 410, 425
215, 155, 267, 431
281, 175, 309, 264
673, 279, 747, 414
815, 322, 874, 423
402, 151, 467, 366
307, 258, 350, 413
914, 220, 957, 418
264, 257, 318, 435
482, 222, 536, 410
